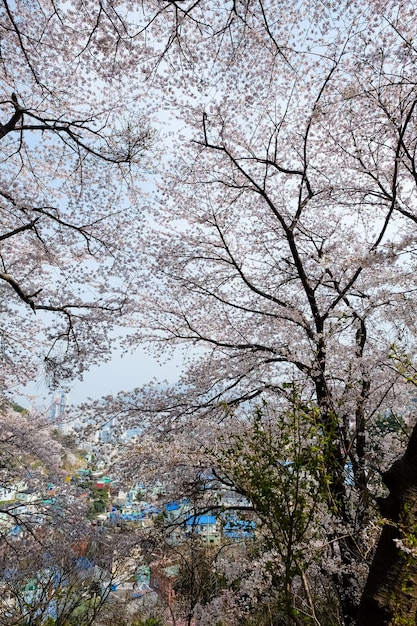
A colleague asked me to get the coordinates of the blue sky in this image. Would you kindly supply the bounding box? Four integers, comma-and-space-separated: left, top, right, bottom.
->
14, 345, 183, 410
70, 346, 182, 403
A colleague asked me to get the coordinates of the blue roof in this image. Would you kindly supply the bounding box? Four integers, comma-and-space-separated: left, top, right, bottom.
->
197, 472, 215, 481
224, 519, 255, 529
166, 501, 181, 511
186, 515, 216, 526
166, 499, 189, 511
143, 505, 161, 514
121, 512, 146, 520
76, 557, 94, 570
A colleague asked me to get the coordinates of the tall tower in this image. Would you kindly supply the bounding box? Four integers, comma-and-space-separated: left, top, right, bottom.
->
48, 392, 68, 431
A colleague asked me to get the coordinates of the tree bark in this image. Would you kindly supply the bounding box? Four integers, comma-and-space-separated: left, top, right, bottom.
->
357, 423, 417, 625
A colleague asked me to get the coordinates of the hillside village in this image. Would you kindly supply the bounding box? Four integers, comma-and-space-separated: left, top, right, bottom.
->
0, 419, 257, 625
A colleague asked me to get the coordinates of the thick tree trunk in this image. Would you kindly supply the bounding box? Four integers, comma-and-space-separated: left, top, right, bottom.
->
357, 423, 417, 625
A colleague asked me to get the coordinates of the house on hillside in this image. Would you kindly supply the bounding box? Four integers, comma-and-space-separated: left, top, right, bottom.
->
15, 490, 38, 504
185, 514, 221, 545
165, 499, 190, 523
0, 485, 17, 502
95, 476, 112, 493
0, 481, 28, 503
150, 561, 179, 607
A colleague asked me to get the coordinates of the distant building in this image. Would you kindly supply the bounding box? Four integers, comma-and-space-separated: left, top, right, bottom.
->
0, 485, 17, 502
150, 561, 179, 607
15, 490, 38, 504
0, 481, 28, 503
48, 392, 69, 431
185, 514, 221, 545
99, 417, 117, 443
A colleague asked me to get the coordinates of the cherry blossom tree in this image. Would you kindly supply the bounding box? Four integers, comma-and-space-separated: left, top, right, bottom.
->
88, 1, 417, 624
0, 0, 154, 392
0, 2, 155, 623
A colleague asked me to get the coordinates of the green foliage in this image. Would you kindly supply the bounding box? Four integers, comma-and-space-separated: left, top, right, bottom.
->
372, 411, 407, 436
389, 346, 417, 386
119, 619, 162, 626
174, 541, 228, 606
8, 401, 27, 414
81, 482, 110, 519
211, 395, 338, 624
217, 398, 330, 575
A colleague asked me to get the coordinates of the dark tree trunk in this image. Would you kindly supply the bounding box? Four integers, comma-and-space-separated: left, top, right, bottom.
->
357, 423, 417, 625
